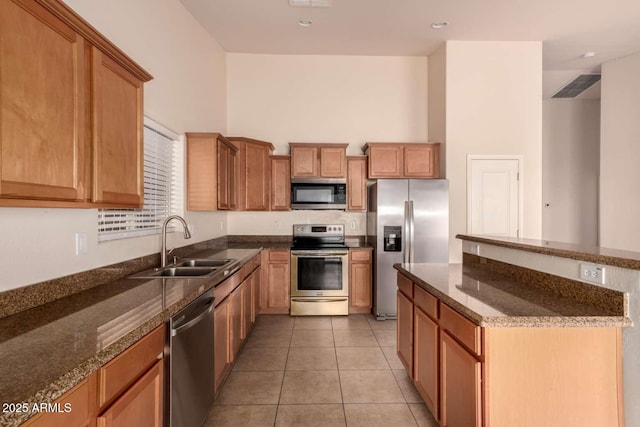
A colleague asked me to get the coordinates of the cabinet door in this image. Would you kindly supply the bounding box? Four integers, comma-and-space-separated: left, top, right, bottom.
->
270, 156, 291, 210
244, 142, 270, 210
228, 286, 243, 362
214, 300, 229, 392
347, 157, 367, 211
397, 290, 414, 375
291, 146, 318, 178
97, 360, 163, 427
217, 140, 230, 210
368, 145, 402, 178
186, 134, 217, 211
440, 331, 482, 427
414, 307, 439, 418
0, 0, 87, 202
229, 147, 238, 210
349, 254, 372, 313
92, 47, 144, 206
251, 268, 260, 324
319, 147, 346, 177
241, 278, 252, 339
403, 144, 439, 178
267, 262, 291, 310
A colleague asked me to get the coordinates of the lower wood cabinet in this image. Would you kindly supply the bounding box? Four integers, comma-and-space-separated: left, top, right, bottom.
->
349, 249, 372, 313
213, 253, 262, 393
397, 289, 414, 375
414, 306, 439, 417
440, 331, 482, 427
398, 272, 624, 427
22, 374, 98, 427
96, 360, 163, 427
213, 297, 230, 392
260, 249, 290, 314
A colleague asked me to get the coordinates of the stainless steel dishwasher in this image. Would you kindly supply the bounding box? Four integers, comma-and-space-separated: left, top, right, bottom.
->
168, 289, 215, 427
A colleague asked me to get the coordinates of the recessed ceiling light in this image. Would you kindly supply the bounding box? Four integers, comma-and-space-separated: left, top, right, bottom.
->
298, 19, 313, 27
582, 52, 596, 58
431, 22, 449, 29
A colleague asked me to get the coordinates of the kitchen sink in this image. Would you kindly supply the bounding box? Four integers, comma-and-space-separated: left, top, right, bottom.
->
129, 258, 238, 279
176, 259, 234, 268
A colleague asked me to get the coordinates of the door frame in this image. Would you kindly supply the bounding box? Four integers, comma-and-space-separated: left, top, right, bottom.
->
466, 155, 523, 237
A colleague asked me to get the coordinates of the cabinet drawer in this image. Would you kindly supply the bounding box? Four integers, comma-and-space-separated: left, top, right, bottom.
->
350, 249, 371, 262
24, 373, 96, 427
440, 304, 482, 357
269, 250, 290, 262
397, 273, 413, 299
98, 325, 164, 409
414, 285, 438, 320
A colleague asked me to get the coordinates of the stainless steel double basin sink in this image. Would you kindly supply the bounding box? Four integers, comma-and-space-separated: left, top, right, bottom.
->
130, 258, 237, 279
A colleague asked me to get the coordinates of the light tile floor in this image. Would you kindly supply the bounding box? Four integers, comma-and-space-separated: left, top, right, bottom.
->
205, 314, 439, 427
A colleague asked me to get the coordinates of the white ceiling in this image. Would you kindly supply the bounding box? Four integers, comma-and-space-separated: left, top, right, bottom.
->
180, 0, 640, 98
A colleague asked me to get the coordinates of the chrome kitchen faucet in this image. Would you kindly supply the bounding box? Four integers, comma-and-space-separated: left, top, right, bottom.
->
161, 215, 192, 267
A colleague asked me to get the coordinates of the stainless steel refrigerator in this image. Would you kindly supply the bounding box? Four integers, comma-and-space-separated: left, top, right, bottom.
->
367, 179, 449, 320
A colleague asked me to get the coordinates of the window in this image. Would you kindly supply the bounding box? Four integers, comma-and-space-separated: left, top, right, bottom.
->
98, 118, 184, 241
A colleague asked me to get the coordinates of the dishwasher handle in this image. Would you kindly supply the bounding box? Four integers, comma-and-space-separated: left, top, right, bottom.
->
171, 297, 214, 337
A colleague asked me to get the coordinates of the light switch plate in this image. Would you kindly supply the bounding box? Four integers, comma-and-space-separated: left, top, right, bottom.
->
75, 232, 88, 255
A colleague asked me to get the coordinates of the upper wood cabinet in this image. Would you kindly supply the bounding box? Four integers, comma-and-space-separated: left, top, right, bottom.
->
364, 143, 440, 179
270, 155, 291, 211
347, 156, 367, 211
0, 0, 151, 208
229, 137, 274, 211
91, 47, 144, 206
289, 143, 348, 178
185, 133, 238, 211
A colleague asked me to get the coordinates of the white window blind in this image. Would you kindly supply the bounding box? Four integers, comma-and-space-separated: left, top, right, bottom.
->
98, 119, 184, 242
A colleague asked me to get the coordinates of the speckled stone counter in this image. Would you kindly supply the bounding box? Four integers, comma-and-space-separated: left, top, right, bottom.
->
395, 263, 630, 328
0, 247, 260, 427
457, 234, 640, 270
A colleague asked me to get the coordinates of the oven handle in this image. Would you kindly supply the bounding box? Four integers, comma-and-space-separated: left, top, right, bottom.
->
291, 298, 349, 302
291, 251, 349, 256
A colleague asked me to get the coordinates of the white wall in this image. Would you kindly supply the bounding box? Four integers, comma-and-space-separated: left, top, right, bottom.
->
542, 100, 600, 246
0, 0, 228, 292
600, 52, 640, 252
226, 54, 428, 155
444, 41, 543, 262
226, 54, 428, 235
428, 44, 447, 176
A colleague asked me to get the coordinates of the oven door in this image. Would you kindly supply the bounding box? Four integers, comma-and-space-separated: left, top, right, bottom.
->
290, 250, 349, 298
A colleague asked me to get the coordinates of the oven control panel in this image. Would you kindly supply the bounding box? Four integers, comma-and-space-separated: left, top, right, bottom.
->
293, 224, 344, 237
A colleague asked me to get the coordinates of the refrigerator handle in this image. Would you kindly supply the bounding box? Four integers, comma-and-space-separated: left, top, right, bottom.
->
409, 200, 415, 263
403, 201, 410, 264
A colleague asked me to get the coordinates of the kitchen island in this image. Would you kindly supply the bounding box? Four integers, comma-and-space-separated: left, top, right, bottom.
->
395, 234, 635, 426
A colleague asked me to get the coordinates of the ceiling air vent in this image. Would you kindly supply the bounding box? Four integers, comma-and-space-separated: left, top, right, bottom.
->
289, 0, 332, 7
552, 74, 601, 98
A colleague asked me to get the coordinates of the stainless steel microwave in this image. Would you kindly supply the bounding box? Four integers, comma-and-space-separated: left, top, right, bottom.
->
291, 179, 347, 210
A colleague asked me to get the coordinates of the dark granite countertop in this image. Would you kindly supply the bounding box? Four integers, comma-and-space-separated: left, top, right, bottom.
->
395, 263, 630, 328
0, 247, 261, 427
457, 234, 640, 270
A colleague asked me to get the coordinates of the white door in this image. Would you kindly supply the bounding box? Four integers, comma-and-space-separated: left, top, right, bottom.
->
467, 157, 521, 237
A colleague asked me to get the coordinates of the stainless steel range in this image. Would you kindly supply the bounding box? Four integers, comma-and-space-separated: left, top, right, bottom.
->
290, 224, 349, 316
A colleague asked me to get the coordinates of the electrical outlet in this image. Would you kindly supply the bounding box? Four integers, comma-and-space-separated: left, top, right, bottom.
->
579, 263, 606, 285
469, 244, 480, 255
219, 220, 224, 231
75, 233, 88, 255
349, 221, 356, 230
188, 224, 194, 234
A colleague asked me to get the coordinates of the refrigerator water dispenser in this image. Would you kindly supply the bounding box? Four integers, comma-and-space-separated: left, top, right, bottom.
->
383, 226, 402, 251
